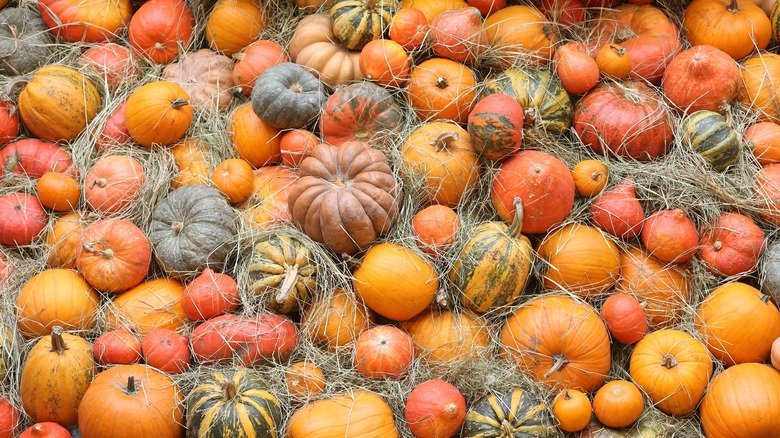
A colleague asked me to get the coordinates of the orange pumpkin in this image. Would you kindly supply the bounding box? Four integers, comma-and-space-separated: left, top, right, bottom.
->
37, 172, 80, 212
182, 268, 240, 321
45, 211, 86, 269
757, 164, 780, 225
104, 278, 186, 335
596, 43, 632, 79
232, 40, 289, 96
412, 204, 460, 257
500, 295, 611, 393
229, 103, 282, 168
169, 140, 211, 188
280, 129, 319, 168
402, 308, 490, 367
93, 328, 142, 366
211, 158, 254, 204
571, 159, 608, 197
301, 288, 373, 350
740, 52, 780, 123
84, 154, 145, 214
400, 0, 468, 22
698, 211, 766, 277
554, 42, 600, 95
552, 389, 592, 433
592, 380, 644, 428
640, 208, 699, 264
482, 5, 556, 67
286, 361, 326, 398
663, 45, 741, 115
359, 39, 411, 88
141, 328, 190, 375
772, 337, 780, 370
206, 0, 267, 57
287, 390, 399, 438
240, 165, 297, 228
353, 325, 414, 379
746, 121, 780, 165
429, 7, 486, 64
600, 293, 647, 345
128, 0, 194, 64
406, 58, 477, 124
684, 0, 771, 60
405, 379, 466, 438
37, 0, 132, 43
125, 81, 194, 148
389, 7, 429, 51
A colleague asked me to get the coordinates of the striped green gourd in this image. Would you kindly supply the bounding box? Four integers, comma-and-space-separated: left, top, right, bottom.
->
681, 110, 741, 171
461, 388, 556, 437
330, 0, 394, 50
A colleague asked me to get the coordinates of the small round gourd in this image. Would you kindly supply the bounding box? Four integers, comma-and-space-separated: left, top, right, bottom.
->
251, 62, 326, 130
681, 109, 741, 171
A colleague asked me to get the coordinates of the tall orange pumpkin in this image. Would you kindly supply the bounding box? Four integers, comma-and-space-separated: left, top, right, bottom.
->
104, 278, 186, 335
740, 52, 780, 123
483, 6, 556, 67
229, 103, 281, 168
125, 81, 194, 148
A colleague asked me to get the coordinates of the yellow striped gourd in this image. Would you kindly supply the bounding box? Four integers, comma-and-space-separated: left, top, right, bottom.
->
462, 388, 556, 437
681, 110, 741, 171
330, 0, 394, 50
248, 234, 317, 314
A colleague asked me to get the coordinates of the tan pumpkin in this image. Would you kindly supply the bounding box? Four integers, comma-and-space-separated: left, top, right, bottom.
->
288, 390, 399, 438
170, 139, 211, 189
104, 278, 186, 335
206, 0, 267, 57
289, 13, 362, 88
402, 308, 491, 368
163, 49, 235, 111
301, 288, 373, 350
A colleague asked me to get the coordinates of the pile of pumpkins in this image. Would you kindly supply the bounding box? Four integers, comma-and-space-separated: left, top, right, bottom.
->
2, 0, 780, 436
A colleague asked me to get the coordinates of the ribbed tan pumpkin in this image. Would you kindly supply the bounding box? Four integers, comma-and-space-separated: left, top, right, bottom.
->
287, 390, 399, 438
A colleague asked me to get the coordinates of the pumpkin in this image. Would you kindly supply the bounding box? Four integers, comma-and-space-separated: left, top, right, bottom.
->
37, 0, 132, 43
746, 121, 780, 165
141, 328, 190, 374
412, 204, 460, 257
127, 0, 195, 64
573, 81, 673, 161
491, 150, 575, 234
662, 45, 741, 115
696, 282, 780, 366
698, 212, 766, 277
552, 389, 592, 433
500, 295, 611, 392
287, 141, 401, 255
389, 7, 429, 51
353, 243, 438, 321
353, 325, 415, 379
15, 65, 102, 142
640, 209, 698, 264
0, 193, 47, 246
280, 129, 319, 168
629, 329, 712, 416
170, 139, 211, 188
330, 0, 394, 51
681, 110, 741, 171
461, 388, 556, 437
95, 101, 131, 152
360, 38, 410, 89
104, 278, 186, 335
45, 211, 86, 269
187, 369, 282, 437
80, 43, 141, 91
20, 327, 94, 427
684, 0, 771, 60
0, 6, 54, 76
251, 63, 327, 130
757, 163, 780, 225
229, 103, 281, 168
93, 328, 142, 366
405, 380, 466, 438
211, 158, 254, 204
182, 268, 240, 320
241, 165, 298, 228
572, 160, 608, 198
404, 307, 490, 366
400, 0, 468, 21
286, 361, 326, 398
773, 337, 780, 370
592, 381, 644, 429
553, 41, 600, 95
18, 423, 71, 438
467, 0, 505, 15
617, 246, 691, 328
482, 6, 556, 68
77, 364, 184, 438
0, 138, 76, 178
0, 397, 19, 438
739, 52, 780, 123
539, 0, 586, 28
206, 0, 267, 57
301, 288, 373, 350
536, 224, 621, 299
590, 178, 645, 239
162, 48, 235, 111
125, 81, 194, 147
15, 269, 100, 338
467, 94, 524, 161
400, 121, 480, 207
596, 43, 632, 79
319, 80, 403, 146
700, 363, 780, 437
288, 13, 362, 88
37, 172, 80, 212
450, 198, 533, 314
756, 0, 777, 13
601, 293, 647, 345
429, 7, 485, 64
406, 58, 477, 124
149, 184, 238, 278
248, 233, 317, 314
232, 40, 289, 96
0, 98, 19, 146
84, 154, 145, 214
482, 67, 572, 132
289, 392, 399, 438
76, 218, 151, 293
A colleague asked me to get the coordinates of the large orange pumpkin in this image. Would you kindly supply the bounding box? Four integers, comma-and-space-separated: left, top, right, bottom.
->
740, 52, 780, 123
483, 6, 556, 68
684, 0, 771, 60
125, 81, 194, 148
406, 58, 477, 124
287, 390, 399, 438
104, 278, 186, 335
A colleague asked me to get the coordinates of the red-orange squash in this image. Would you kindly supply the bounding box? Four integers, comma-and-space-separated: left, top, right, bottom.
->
301, 288, 373, 351
93, 328, 142, 366
389, 7, 429, 51
640, 209, 699, 264
182, 268, 240, 321
698, 212, 766, 277
37, 172, 80, 212
84, 155, 145, 214
746, 121, 780, 165
405, 380, 466, 438
359, 39, 411, 88
353, 325, 414, 379
142, 328, 190, 375
553, 41, 599, 95
319, 81, 402, 146
601, 293, 647, 345
232, 40, 289, 96
0, 193, 47, 247
80, 43, 141, 91
662, 45, 741, 114
128, 0, 195, 64
45, 211, 86, 269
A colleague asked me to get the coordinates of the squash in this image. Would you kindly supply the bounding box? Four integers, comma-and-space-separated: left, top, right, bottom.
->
592, 381, 644, 429
45, 211, 86, 269
412, 204, 460, 257
205, 0, 267, 57
125, 81, 193, 147
596, 43, 632, 80
330, 0, 394, 51
288, 13, 362, 88
251, 62, 327, 130
405, 380, 466, 438
684, 0, 771, 60
641, 209, 699, 264
182, 268, 240, 321
211, 158, 254, 204
229, 103, 281, 168
462, 388, 556, 437
80, 43, 141, 92
287, 390, 399, 438
590, 178, 645, 239
429, 7, 485, 64
552, 390, 592, 433
232, 40, 288, 96
301, 288, 373, 350
162, 48, 235, 111
248, 233, 317, 314
554, 41, 599, 95
0, 139, 76, 178
127, 0, 194, 64
95, 101, 131, 152
0, 397, 19, 438
389, 7, 429, 50
286, 361, 326, 398
84, 154, 145, 214
93, 328, 142, 366
467, 94, 524, 161
170, 139, 211, 188
359, 39, 410, 88
662, 45, 741, 115
354, 325, 415, 379
739, 52, 780, 123
141, 329, 190, 375
746, 121, 780, 165
0, 193, 47, 246
403, 308, 490, 367
0, 6, 54, 76
482, 5, 556, 68
240, 165, 298, 229
572, 160, 608, 198
104, 278, 186, 335
698, 212, 766, 277
400, 0, 468, 22
601, 293, 647, 345
37, 0, 132, 43
680, 110, 741, 171
18, 423, 71, 438
319, 80, 402, 146
406, 58, 477, 124
761, 240, 780, 303
37, 172, 80, 212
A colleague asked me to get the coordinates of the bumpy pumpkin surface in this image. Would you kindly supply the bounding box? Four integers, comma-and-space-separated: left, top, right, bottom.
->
681, 109, 741, 171
0, 7, 54, 76
462, 388, 556, 437
248, 234, 317, 314
162, 48, 235, 111
251, 62, 327, 129
330, 0, 395, 50
319, 80, 402, 146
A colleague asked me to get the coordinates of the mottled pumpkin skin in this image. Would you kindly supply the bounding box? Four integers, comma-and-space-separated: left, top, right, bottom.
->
467, 94, 524, 161
330, 0, 394, 50
462, 388, 556, 437
248, 234, 317, 314
320, 81, 402, 146
187, 369, 282, 438
681, 110, 741, 171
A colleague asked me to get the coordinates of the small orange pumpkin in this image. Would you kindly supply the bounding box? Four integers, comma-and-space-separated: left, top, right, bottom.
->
229, 103, 282, 168
554, 42, 600, 95
596, 43, 632, 79
125, 81, 194, 148
640, 209, 699, 264
683, 0, 771, 60
93, 328, 142, 366
37, 172, 80, 212
746, 121, 780, 165
601, 293, 647, 345
571, 159, 608, 197
353, 325, 415, 379
211, 158, 254, 204
406, 58, 477, 124
405, 379, 467, 438
141, 328, 190, 375
205, 0, 267, 57
359, 39, 411, 88
552, 389, 592, 433
592, 380, 644, 428
232, 40, 289, 96
286, 361, 326, 398
280, 129, 318, 168
170, 140, 211, 188
240, 165, 297, 229
412, 204, 460, 257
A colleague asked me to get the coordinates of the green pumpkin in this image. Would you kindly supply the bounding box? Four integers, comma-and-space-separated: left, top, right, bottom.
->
186, 369, 282, 438
449, 198, 533, 314
462, 388, 556, 437
681, 110, 741, 171
482, 68, 572, 133
330, 0, 394, 51
248, 234, 317, 314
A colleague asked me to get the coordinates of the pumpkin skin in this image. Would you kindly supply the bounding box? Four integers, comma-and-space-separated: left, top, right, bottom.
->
187, 369, 282, 438
491, 150, 575, 234
601, 293, 647, 345
95, 101, 131, 152
182, 268, 240, 321
286, 361, 326, 398
359, 38, 411, 88
37, 0, 132, 43
405, 380, 467, 438
18, 422, 71, 438
389, 7, 429, 51
482, 6, 556, 68
461, 388, 556, 437
573, 81, 673, 161
0, 397, 19, 438
662, 45, 741, 115
353, 243, 438, 321
288, 390, 399, 438
757, 163, 780, 225
700, 363, 780, 438
406, 58, 477, 124
37, 172, 80, 212
400, 121, 480, 207
229, 103, 282, 168
429, 7, 486, 64
590, 178, 645, 239
80, 43, 141, 91
572, 159, 608, 198
319, 80, 402, 146
684, 0, 771, 61
696, 282, 780, 366
0, 99, 19, 146
104, 278, 186, 335
280, 129, 319, 168
211, 158, 254, 204
330, 0, 395, 51
403, 308, 490, 367
0, 193, 47, 246
400, 0, 469, 21
141, 328, 190, 375
149, 184, 238, 279
698, 212, 766, 277
288, 142, 401, 255
127, 0, 194, 64
45, 211, 86, 269
740, 52, 780, 123
232, 40, 289, 96
16, 269, 100, 338
412, 204, 460, 257
0, 7, 55, 77
125, 81, 194, 147
17, 65, 102, 143
553, 41, 600, 95
77, 364, 184, 438
248, 234, 317, 314
467, 94, 524, 161
551, 389, 592, 433
251, 62, 327, 130
84, 155, 145, 214
162, 48, 235, 111
629, 329, 713, 416
746, 121, 780, 165
206, 0, 267, 57
20, 327, 95, 427
93, 328, 142, 366
500, 295, 611, 393
592, 380, 644, 429
0, 138, 76, 179
681, 110, 741, 171
641, 209, 699, 264
301, 288, 373, 350
288, 13, 362, 88
536, 224, 622, 299
353, 325, 415, 379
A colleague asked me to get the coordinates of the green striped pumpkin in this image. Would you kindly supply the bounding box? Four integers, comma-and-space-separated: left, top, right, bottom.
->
681, 110, 741, 172
449, 198, 533, 314
462, 388, 556, 437
330, 0, 394, 51
248, 234, 317, 314
482, 68, 572, 133
186, 369, 282, 438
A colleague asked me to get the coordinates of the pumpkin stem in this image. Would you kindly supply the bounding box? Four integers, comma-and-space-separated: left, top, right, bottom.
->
276, 264, 300, 306
429, 132, 459, 151
49, 326, 69, 356
660, 353, 678, 369
508, 197, 525, 239
435, 76, 449, 89
615, 28, 636, 44
435, 288, 450, 309
727, 0, 739, 12
171, 221, 184, 236
3, 76, 29, 98
82, 241, 114, 259
223, 380, 238, 400
171, 99, 190, 109
126, 376, 137, 395
761, 294, 771, 304
563, 390, 572, 401
544, 354, 569, 378
713, 241, 723, 251
89, 177, 107, 189
365, 0, 378, 10
500, 419, 514, 437
609, 43, 626, 56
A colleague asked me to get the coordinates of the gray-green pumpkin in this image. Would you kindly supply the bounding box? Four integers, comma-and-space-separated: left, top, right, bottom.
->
251, 62, 326, 130
0, 6, 55, 76
760, 240, 780, 304
681, 110, 741, 171
149, 184, 237, 279
248, 234, 317, 314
